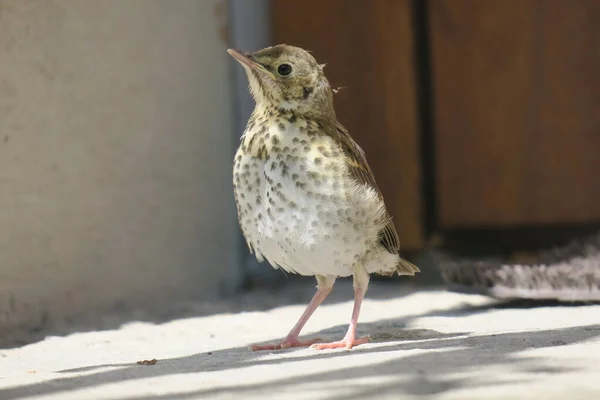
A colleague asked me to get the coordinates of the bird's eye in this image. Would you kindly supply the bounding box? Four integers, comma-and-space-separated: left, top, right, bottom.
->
277, 63, 292, 76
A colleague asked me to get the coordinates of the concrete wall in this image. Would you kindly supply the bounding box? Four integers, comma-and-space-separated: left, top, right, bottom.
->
0, 0, 238, 343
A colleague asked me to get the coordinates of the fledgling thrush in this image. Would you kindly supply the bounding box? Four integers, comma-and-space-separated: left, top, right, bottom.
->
228, 44, 419, 350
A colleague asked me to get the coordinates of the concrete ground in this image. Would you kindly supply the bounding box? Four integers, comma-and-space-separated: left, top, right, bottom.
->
1, 281, 600, 400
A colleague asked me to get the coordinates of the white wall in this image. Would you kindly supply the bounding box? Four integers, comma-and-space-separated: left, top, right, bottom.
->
0, 0, 239, 344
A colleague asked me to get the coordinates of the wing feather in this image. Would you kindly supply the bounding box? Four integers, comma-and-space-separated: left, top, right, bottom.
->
331, 122, 401, 254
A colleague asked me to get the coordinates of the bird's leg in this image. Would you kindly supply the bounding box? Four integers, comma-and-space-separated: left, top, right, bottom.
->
250, 275, 335, 351
311, 267, 371, 350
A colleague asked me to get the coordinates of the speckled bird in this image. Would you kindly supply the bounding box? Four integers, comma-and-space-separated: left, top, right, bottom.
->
228, 44, 419, 350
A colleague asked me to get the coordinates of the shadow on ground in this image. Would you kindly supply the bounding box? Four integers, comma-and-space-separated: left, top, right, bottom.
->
0, 278, 422, 349
2, 297, 599, 400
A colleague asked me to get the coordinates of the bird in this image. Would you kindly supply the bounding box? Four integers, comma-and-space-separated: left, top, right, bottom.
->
228, 44, 419, 350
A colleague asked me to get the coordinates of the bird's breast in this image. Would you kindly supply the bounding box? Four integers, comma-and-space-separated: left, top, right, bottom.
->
233, 118, 389, 276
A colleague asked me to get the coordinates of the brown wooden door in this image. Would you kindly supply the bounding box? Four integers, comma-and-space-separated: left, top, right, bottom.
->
271, 0, 424, 250
430, 0, 600, 228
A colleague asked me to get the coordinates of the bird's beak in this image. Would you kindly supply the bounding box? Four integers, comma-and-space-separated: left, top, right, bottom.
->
227, 49, 275, 79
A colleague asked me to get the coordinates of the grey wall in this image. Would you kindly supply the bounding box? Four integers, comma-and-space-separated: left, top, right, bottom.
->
0, 0, 239, 343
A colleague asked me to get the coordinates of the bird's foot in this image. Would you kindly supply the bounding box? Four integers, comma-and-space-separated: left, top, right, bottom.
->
310, 335, 370, 350
249, 337, 322, 351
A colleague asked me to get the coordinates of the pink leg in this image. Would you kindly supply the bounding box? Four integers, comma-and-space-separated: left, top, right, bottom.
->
250, 276, 334, 351
311, 268, 370, 350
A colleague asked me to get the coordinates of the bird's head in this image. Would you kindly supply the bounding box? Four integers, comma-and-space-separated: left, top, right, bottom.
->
228, 44, 335, 118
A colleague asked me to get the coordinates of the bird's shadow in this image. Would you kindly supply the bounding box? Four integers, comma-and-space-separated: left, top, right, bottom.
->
2, 297, 599, 400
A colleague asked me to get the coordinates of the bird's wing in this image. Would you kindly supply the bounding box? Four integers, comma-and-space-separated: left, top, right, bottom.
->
332, 121, 400, 253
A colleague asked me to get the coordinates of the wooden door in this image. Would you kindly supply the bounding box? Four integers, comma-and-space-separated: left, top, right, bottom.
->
430, 0, 600, 228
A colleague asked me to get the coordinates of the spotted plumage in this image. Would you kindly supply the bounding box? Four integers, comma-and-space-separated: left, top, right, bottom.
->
228, 44, 419, 351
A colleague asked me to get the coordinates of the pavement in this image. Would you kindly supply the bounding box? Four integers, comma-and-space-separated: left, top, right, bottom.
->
1, 281, 600, 400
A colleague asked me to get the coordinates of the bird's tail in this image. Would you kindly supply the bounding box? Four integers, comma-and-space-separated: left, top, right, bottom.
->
396, 258, 420, 276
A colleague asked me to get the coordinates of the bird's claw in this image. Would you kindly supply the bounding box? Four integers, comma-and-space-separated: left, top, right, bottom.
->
310, 335, 370, 350
249, 337, 323, 351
